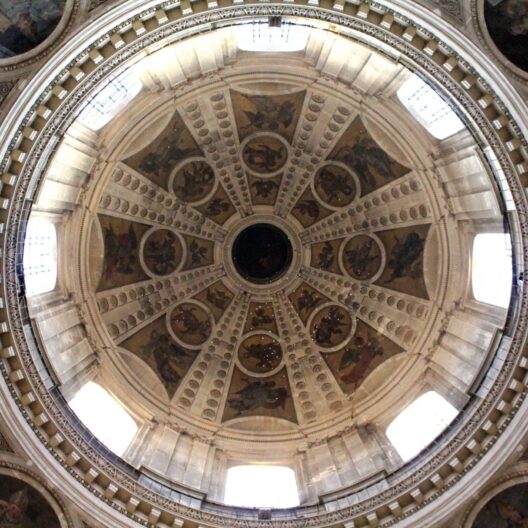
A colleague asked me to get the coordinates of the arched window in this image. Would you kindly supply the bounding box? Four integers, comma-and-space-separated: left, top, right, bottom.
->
68, 382, 138, 456
236, 21, 310, 52
397, 74, 465, 140
224, 465, 300, 508
77, 67, 142, 131
472, 233, 512, 308
23, 221, 57, 296
386, 391, 458, 462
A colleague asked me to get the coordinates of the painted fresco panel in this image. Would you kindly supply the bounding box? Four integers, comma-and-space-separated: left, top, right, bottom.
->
0, 1, 65, 59
193, 281, 234, 322
323, 320, 403, 394
374, 224, 431, 300
124, 111, 201, 190
291, 187, 333, 228
181, 235, 215, 271
473, 483, 528, 527
195, 184, 236, 225
329, 116, 410, 195
222, 367, 296, 423
484, 1, 528, 72
0, 474, 60, 527
96, 215, 149, 291
248, 174, 282, 206
121, 316, 197, 398
310, 239, 344, 275
231, 90, 305, 142
244, 302, 278, 334
289, 283, 329, 325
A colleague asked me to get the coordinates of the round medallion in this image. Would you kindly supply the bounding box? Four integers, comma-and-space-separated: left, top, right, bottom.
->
342, 235, 383, 281
169, 303, 212, 347
313, 163, 357, 207
172, 159, 215, 203
242, 135, 288, 174
232, 223, 293, 284
142, 229, 183, 276
310, 305, 353, 350
238, 334, 283, 374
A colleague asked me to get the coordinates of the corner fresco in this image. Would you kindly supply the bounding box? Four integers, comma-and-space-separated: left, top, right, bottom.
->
180, 235, 214, 271
97, 215, 149, 291
484, 0, 528, 72
0, 474, 60, 527
222, 367, 296, 423
291, 186, 333, 228
124, 111, 201, 190
289, 283, 329, 325
329, 116, 411, 195
248, 173, 282, 206
0, 1, 65, 59
121, 316, 197, 398
195, 184, 236, 225
374, 224, 431, 300
322, 320, 403, 394
310, 239, 344, 275
193, 280, 234, 322
244, 302, 278, 333
473, 483, 528, 527
231, 90, 305, 142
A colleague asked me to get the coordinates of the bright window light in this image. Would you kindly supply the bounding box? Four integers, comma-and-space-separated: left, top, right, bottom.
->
472, 233, 512, 308
224, 465, 300, 508
236, 21, 310, 52
398, 74, 465, 140
77, 67, 142, 130
69, 382, 137, 456
23, 221, 57, 296
387, 391, 458, 462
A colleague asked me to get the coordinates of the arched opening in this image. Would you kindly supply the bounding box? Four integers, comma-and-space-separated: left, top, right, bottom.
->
68, 382, 138, 456
224, 465, 300, 508
472, 233, 512, 308
386, 391, 458, 462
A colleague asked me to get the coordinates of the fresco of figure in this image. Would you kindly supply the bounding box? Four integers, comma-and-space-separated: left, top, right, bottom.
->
173, 161, 215, 203
384, 232, 425, 284
243, 139, 287, 173
170, 303, 212, 346
311, 306, 351, 348
344, 235, 382, 281
485, 0, 528, 72
142, 329, 191, 386
0, 1, 65, 59
228, 379, 289, 415
0, 476, 60, 527
143, 230, 182, 276
473, 483, 528, 528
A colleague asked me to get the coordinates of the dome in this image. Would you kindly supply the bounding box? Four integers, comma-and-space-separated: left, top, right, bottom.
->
0, 1, 527, 527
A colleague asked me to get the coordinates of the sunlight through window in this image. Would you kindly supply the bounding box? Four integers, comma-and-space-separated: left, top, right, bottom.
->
472, 233, 512, 308
236, 21, 310, 52
77, 67, 142, 130
23, 221, 57, 296
69, 382, 137, 456
398, 74, 465, 140
387, 391, 458, 462
224, 465, 299, 508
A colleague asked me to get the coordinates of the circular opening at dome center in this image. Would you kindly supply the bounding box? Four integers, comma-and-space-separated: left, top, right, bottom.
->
232, 224, 293, 284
